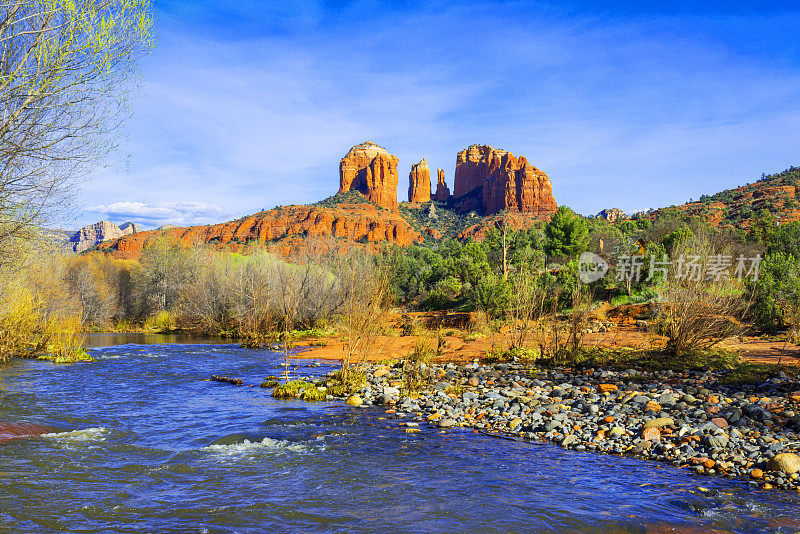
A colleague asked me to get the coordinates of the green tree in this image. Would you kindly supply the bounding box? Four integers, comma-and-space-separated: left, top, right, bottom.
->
748, 252, 800, 332
544, 206, 589, 259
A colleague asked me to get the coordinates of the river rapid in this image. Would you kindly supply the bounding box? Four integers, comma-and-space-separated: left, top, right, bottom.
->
0, 339, 798, 533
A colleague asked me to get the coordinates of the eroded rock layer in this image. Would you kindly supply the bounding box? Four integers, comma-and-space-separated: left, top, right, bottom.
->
452, 144, 557, 217
69, 220, 141, 253
339, 141, 399, 210
408, 159, 431, 203
97, 202, 423, 260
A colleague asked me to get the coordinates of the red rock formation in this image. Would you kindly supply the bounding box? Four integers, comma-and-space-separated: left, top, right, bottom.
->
97, 202, 423, 260
642, 169, 800, 231
408, 158, 431, 203
457, 212, 548, 242
338, 141, 399, 210
452, 144, 557, 218
435, 168, 450, 202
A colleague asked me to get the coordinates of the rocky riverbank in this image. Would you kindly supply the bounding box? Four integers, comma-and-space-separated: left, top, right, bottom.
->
336, 361, 800, 491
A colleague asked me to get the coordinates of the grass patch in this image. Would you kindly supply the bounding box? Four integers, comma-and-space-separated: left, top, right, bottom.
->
271, 380, 327, 401
722, 363, 800, 386
40, 349, 95, 364
537, 346, 745, 373
325, 369, 367, 397
445, 384, 464, 396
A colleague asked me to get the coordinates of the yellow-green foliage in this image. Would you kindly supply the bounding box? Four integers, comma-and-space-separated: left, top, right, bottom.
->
144, 310, 176, 332
325, 369, 367, 397
402, 340, 435, 396
0, 267, 88, 364
271, 380, 327, 401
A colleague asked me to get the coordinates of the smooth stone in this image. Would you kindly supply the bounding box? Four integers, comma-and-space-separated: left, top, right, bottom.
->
439, 418, 456, 428
767, 453, 800, 474
643, 417, 675, 430
346, 395, 363, 407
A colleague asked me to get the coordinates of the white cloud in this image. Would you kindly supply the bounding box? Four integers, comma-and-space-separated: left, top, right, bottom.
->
87, 201, 227, 228
75, 3, 800, 226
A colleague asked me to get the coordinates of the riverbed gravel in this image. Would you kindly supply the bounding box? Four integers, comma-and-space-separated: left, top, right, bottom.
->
333, 361, 800, 491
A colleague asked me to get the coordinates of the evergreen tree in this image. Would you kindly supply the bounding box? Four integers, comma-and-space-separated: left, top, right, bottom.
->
544, 206, 589, 259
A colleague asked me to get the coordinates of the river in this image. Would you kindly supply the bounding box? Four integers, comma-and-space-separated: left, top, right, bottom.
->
0, 339, 798, 533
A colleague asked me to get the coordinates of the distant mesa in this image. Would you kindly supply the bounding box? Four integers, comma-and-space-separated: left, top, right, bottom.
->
97, 204, 422, 260
408, 158, 431, 203
596, 208, 627, 222
451, 144, 557, 217
435, 168, 450, 202
338, 141, 399, 210
157, 224, 178, 231
68, 220, 142, 253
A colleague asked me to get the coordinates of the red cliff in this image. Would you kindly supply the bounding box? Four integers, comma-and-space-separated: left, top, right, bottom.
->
408, 158, 431, 203
452, 144, 557, 218
97, 201, 423, 260
339, 141, 399, 210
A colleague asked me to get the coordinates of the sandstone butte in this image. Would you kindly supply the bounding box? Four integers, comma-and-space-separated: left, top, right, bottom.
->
338, 141, 399, 210
408, 158, 432, 203
452, 144, 557, 218
96, 202, 423, 260
435, 168, 450, 202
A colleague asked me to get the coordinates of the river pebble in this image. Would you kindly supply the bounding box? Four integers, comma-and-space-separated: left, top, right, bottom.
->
334, 361, 800, 491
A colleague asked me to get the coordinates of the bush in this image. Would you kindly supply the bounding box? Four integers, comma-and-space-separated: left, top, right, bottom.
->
144, 310, 176, 332
657, 237, 748, 356
747, 251, 800, 334
0, 257, 88, 363
271, 380, 326, 401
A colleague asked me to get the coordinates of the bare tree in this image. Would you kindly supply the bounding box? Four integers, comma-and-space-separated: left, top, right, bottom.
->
334, 250, 390, 385
0, 0, 152, 266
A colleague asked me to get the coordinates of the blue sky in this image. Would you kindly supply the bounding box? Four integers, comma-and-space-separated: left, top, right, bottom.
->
80, 0, 800, 228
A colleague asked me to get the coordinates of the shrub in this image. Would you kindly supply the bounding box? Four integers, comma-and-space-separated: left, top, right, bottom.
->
271, 380, 326, 401
747, 251, 800, 335
144, 310, 176, 332
657, 237, 749, 356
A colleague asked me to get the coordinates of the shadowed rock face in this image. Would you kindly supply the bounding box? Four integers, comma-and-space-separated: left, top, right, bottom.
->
338, 141, 399, 210
452, 144, 557, 217
596, 208, 628, 222
408, 158, 431, 203
435, 168, 450, 202
0, 422, 50, 442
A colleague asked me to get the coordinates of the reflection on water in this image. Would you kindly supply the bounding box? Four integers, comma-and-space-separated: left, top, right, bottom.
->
84, 332, 232, 348
0, 342, 798, 533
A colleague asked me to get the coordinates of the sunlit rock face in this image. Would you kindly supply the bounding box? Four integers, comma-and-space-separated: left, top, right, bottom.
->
452, 144, 557, 217
68, 221, 141, 253
339, 141, 399, 210
408, 158, 431, 203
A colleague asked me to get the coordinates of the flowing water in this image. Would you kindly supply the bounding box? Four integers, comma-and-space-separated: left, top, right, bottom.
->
0, 339, 798, 533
